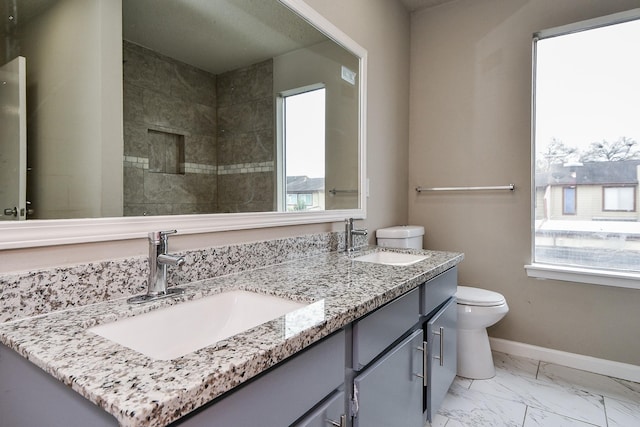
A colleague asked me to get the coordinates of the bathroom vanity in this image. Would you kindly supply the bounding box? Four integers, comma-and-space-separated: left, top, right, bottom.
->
0, 247, 462, 427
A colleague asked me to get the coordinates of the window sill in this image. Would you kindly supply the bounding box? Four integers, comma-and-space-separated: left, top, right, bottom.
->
525, 263, 640, 290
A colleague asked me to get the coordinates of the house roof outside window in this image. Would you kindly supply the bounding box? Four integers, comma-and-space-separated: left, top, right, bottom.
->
536, 160, 640, 187
286, 176, 325, 193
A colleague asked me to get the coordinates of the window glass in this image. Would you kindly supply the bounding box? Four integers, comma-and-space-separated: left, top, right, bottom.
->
603, 187, 635, 211
562, 187, 576, 215
281, 87, 326, 212
533, 14, 640, 273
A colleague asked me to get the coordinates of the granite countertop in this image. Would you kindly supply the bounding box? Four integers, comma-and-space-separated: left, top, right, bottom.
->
0, 247, 463, 427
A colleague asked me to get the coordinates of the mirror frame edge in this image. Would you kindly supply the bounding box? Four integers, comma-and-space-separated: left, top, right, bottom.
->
0, 0, 368, 250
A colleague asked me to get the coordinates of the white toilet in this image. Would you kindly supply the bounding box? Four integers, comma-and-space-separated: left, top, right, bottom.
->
376, 225, 425, 249
456, 286, 509, 379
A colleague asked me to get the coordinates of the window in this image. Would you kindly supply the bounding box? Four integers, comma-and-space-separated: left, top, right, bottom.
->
286, 193, 314, 211
603, 186, 635, 212
562, 187, 576, 215
530, 10, 640, 283
277, 85, 326, 212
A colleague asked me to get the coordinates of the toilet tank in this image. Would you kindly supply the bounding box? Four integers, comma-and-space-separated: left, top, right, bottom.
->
376, 225, 425, 249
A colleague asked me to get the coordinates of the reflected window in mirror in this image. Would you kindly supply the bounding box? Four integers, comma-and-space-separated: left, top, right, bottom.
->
280, 85, 326, 212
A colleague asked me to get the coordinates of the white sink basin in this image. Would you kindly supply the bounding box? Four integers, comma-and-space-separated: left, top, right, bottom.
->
353, 251, 428, 266
89, 290, 309, 360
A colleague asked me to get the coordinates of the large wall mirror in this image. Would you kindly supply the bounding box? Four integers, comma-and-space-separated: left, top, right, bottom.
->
0, 0, 366, 248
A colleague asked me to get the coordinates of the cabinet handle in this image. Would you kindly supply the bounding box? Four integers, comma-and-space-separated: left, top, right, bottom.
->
414, 341, 428, 387
433, 327, 444, 366
326, 414, 346, 427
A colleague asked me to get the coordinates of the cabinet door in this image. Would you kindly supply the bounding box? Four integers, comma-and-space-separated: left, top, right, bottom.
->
176, 331, 345, 427
294, 390, 346, 427
425, 297, 457, 422
353, 329, 424, 427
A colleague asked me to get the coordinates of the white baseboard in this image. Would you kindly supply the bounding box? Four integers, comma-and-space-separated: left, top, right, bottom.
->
489, 337, 640, 383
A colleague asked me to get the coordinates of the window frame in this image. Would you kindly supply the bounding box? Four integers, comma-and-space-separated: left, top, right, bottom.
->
525, 8, 640, 290
602, 185, 636, 212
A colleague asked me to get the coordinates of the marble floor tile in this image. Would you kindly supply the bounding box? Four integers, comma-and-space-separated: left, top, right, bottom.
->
426, 413, 449, 427
431, 352, 640, 427
453, 375, 473, 390
537, 362, 640, 405
604, 396, 640, 427
469, 363, 606, 425
437, 381, 527, 426
493, 351, 540, 380
523, 407, 601, 427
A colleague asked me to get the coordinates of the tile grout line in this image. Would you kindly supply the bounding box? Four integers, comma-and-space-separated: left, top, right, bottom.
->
522, 405, 530, 427
602, 394, 610, 427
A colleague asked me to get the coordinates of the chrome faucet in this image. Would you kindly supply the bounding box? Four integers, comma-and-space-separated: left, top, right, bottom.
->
345, 218, 368, 252
128, 230, 185, 304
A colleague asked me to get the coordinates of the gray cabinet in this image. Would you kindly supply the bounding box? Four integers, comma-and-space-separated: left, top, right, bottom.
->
176, 330, 346, 426
348, 267, 458, 427
0, 343, 118, 427
352, 287, 420, 370
421, 266, 457, 317
424, 297, 457, 422
294, 390, 346, 427
352, 330, 424, 427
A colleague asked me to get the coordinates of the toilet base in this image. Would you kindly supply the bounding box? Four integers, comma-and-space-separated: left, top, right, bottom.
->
457, 328, 495, 379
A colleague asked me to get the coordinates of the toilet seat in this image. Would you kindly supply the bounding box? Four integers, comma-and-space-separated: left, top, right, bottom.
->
456, 286, 506, 307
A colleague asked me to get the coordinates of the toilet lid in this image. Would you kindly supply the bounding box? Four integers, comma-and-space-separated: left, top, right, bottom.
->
456, 286, 506, 307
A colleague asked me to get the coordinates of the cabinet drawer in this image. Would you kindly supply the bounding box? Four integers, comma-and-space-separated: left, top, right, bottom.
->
176, 330, 345, 427
294, 390, 345, 427
352, 288, 420, 370
421, 267, 457, 317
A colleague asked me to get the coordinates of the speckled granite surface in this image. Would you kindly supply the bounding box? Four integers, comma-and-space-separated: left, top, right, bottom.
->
0, 232, 355, 323
0, 247, 462, 427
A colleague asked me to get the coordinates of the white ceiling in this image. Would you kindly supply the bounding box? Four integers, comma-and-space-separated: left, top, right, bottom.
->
123, 0, 328, 75
399, 0, 457, 12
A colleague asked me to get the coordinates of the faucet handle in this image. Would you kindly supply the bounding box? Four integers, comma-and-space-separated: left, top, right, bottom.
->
148, 230, 178, 243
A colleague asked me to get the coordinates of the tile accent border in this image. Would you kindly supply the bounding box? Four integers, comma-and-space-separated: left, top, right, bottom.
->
183, 162, 216, 174
124, 157, 274, 176
0, 231, 361, 324
217, 161, 274, 175
490, 337, 640, 383
124, 156, 218, 175
123, 156, 149, 170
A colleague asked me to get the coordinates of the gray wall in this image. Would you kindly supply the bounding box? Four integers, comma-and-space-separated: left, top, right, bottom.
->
24, 0, 122, 219
408, 0, 640, 365
274, 41, 360, 210
304, 0, 411, 230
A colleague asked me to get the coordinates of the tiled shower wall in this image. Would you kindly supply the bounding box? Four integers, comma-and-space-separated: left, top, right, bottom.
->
123, 41, 218, 216
216, 60, 275, 213
122, 41, 275, 216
